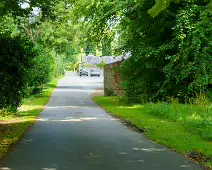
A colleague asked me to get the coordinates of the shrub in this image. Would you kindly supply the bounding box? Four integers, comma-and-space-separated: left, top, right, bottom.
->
0, 35, 37, 112
27, 45, 53, 95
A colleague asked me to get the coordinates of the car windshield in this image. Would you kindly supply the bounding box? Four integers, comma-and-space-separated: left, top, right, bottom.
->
91, 69, 99, 72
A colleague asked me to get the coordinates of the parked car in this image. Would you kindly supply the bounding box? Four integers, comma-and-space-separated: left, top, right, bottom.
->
79, 69, 88, 76
90, 68, 100, 77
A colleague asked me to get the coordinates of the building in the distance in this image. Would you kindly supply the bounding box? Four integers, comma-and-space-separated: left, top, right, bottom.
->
82, 54, 129, 65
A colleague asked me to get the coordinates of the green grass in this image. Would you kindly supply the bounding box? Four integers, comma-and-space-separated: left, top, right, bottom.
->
92, 96, 212, 169
0, 77, 61, 159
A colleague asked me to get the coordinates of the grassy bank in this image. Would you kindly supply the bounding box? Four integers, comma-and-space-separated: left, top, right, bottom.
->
0, 77, 61, 159
93, 96, 212, 169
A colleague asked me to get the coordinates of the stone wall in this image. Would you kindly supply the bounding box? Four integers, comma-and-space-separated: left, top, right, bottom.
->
104, 61, 123, 96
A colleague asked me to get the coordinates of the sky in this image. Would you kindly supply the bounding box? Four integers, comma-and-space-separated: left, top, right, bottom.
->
20, 2, 40, 16
20, 2, 30, 9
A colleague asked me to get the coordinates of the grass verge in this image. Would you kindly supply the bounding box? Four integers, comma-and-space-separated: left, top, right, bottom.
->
92, 96, 212, 169
0, 77, 61, 159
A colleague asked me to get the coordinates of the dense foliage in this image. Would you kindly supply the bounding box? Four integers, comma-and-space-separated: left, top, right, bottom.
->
78, 0, 212, 102
0, 35, 37, 112
27, 45, 54, 94
120, 0, 212, 102
163, 1, 212, 101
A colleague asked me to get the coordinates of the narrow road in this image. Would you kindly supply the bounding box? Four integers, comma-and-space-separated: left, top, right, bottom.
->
0, 72, 202, 170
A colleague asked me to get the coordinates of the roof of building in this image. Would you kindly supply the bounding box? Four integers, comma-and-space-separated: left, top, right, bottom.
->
82, 54, 129, 65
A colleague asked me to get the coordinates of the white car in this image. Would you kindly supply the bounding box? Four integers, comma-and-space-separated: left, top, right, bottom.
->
90, 68, 100, 77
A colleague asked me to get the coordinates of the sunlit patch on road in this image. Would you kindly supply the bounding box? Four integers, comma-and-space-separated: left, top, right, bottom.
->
132, 148, 165, 152
37, 117, 115, 122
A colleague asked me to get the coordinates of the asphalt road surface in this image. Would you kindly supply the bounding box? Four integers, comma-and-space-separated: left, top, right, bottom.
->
0, 72, 202, 170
